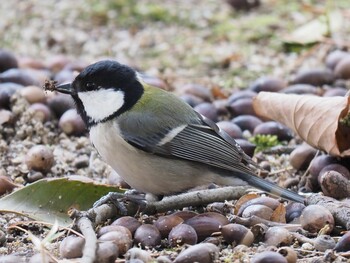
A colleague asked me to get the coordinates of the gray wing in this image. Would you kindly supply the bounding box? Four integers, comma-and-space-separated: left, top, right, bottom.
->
119, 112, 305, 203
120, 112, 257, 175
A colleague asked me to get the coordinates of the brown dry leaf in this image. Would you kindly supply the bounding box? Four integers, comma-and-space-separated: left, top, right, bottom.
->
270, 203, 286, 223
252, 92, 350, 157
234, 193, 259, 215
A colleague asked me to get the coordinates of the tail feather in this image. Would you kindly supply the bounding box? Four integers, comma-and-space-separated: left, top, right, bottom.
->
235, 172, 305, 203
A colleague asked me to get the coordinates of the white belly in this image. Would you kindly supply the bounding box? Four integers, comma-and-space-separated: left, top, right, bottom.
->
89, 122, 246, 195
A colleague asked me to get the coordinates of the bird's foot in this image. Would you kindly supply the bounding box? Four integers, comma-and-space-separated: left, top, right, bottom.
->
93, 190, 147, 215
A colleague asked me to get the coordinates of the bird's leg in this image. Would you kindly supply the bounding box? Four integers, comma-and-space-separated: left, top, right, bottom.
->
93, 190, 148, 215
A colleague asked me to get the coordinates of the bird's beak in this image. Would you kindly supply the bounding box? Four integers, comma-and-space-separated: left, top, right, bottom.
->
55, 83, 73, 95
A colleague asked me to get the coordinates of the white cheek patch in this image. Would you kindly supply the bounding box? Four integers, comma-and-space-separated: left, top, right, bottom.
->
78, 89, 124, 122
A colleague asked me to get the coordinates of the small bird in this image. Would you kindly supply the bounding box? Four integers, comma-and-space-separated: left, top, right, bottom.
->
54, 60, 304, 203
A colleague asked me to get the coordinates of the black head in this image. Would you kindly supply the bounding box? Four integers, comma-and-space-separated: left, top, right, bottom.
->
56, 60, 144, 127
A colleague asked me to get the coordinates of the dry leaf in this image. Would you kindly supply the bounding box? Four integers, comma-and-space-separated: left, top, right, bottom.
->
234, 193, 259, 215
252, 92, 350, 157
270, 203, 286, 223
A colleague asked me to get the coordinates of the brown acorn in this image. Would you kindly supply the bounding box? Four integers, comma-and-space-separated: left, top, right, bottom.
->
173, 243, 219, 263
98, 226, 132, 255
154, 214, 184, 238
314, 235, 336, 251
25, 145, 54, 173
220, 223, 254, 246
168, 223, 198, 247
111, 216, 141, 236
264, 226, 292, 247
134, 224, 161, 248
59, 235, 85, 259
252, 251, 288, 263
232, 115, 263, 133
185, 212, 229, 241
300, 205, 334, 234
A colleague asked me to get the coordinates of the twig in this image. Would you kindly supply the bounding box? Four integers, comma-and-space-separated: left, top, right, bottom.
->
262, 145, 296, 155
70, 210, 97, 263
143, 186, 250, 214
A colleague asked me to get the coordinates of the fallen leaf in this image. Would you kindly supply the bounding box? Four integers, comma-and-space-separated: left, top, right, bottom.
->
270, 203, 286, 223
252, 92, 350, 156
0, 177, 123, 227
234, 193, 259, 215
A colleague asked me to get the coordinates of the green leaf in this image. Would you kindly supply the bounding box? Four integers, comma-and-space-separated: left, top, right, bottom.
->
0, 177, 123, 227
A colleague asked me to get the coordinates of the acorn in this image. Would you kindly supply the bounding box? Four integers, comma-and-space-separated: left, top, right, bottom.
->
334, 56, 350, 79
228, 90, 257, 104
232, 115, 263, 133
134, 224, 162, 248
289, 143, 317, 171
325, 50, 350, 69
28, 103, 52, 123
172, 210, 198, 221
96, 241, 119, 263
226, 0, 260, 11
19, 86, 46, 104
111, 216, 141, 236
0, 49, 18, 72
194, 102, 218, 122
281, 84, 320, 95
0, 68, 39, 86
154, 214, 184, 238
334, 231, 350, 252
125, 247, 152, 262
237, 196, 280, 216
179, 84, 212, 101
220, 223, 254, 246
323, 87, 348, 97
253, 121, 293, 141
300, 205, 334, 234
179, 94, 203, 107
314, 235, 336, 251
173, 243, 219, 263
319, 170, 350, 199
54, 69, 76, 84
25, 145, 54, 173
0, 175, 18, 195
59, 235, 85, 259
0, 109, 15, 125
216, 121, 243, 138
277, 247, 297, 263
241, 204, 273, 220
319, 163, 350, 181
168, 223, 198, 247
98, 226, 132, 255
97, 225, 131, 237
285, 202, 305, 223
235, 139, 256, 157
264, 226, 292, 246
308, 155, 338, 189
249, 76, 286, 93
185, 212, 229, 241
0, 83, 23, 109
59, 109, 86, 136
291, 68, 334, 86
47, 93, 75, 118
228, 97, 256, 117
251, 251, 288, 263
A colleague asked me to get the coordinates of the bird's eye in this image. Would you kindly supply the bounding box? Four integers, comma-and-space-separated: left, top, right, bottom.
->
86, 82, 96, 90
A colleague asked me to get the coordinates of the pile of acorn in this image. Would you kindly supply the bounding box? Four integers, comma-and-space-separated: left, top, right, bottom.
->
1, 48, 350, 262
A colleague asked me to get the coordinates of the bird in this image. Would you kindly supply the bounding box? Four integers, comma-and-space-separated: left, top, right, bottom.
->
53, 60, 304, 203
